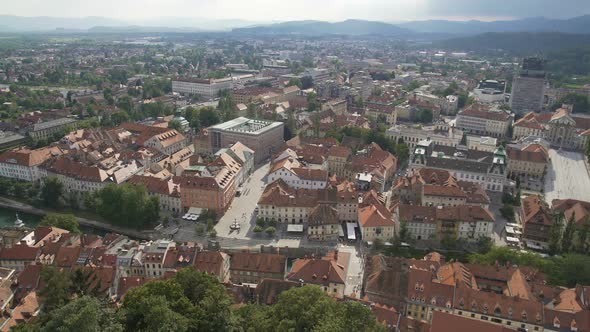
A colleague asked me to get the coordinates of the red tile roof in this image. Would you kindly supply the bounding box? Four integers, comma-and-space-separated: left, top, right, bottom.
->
230, 252, 286, 275
0, 245, 39, 261
430, 311, 513, 332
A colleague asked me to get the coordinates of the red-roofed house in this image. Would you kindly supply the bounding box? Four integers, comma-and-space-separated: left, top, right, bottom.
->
287, 250, 349, 298
358, 204, 398, 242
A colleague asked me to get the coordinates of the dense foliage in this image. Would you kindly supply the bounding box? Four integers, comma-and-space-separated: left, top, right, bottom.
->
39, 213, 81, 233
94, 183, 160, 229
17, 267, 387, 332
235, 286, 386, 332
469, 247, 590, 287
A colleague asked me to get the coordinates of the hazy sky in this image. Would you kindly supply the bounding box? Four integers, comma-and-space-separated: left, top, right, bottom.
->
2, 0, 590, 22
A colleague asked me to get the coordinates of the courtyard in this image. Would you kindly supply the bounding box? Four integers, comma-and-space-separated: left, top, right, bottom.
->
544, 149, 590, 204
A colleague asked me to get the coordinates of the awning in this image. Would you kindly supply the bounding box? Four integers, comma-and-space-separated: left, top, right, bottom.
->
287, 224, 304, 233
506, 236, 520, 243
347, 222, 356, 240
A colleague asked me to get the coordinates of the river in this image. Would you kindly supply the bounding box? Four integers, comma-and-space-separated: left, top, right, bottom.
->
0, 208, 106, 235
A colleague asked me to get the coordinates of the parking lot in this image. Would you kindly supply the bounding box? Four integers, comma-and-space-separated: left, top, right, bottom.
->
544, 149, 590, 204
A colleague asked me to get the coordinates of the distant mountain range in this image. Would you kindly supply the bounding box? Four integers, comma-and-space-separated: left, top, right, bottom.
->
232, 19, 410, 36
0, 15, 266, 32
398, 15, 590, 35
1, 14, 590, 36
438, 32, 590, 53
234, 16, 590, 36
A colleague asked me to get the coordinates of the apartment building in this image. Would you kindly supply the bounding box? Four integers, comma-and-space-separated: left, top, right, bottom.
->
287, 251, 349, 297
29, 118, 78, 141
520, 195, 553, 250
409, 140, 508, 192
267, 158, 328, 190
121, 123, 188, 156
231, 85, 300, 105
412, 91, 458, 115
510, 57, 546, 115
358, 204, 398, 242
257, 179, 322, 224
455, 105, 513, 138
127, 175, 182, 214
399, 204, 495, 242
307, 203, 340, 241
176, 152, 240, 213
229, 252, 287, 285
194, 251, 230, 283
506, 143, 549, 180
386, 123, 463, 149
0, 146, 64, 182
172, 77, 233, 99
512, 106, 590, 150
327, 145, 352, 178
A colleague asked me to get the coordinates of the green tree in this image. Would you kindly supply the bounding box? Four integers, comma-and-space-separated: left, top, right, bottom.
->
399, 220, 410, 242
307, 92, 320, 112
414, 108, 433, 123
40, 177, 63, 208
562, 216, 577, 253
110, 111, 130, 126
41, 296, 123, 332
96, 183, 160, 229
476, 236, 494, 254
118, 269, 233, 332
236, 286, 385, 332
39, 266, 73, 312
217, 94, 237, 121
253, 225, 263, 233
247, 102, 257, 118
39, 213, 81, 233
301, 76, 314, 89
406, 80, 423, 91
395, 143, 410, 162
265, 226, 276, 236
173, 268, 233, 331
287, 78, 302, 88
195, 224, 205, 236
118, 286, 190, 332
198, 107, 220, 127
551, 254, 590, 287
576, 218, 590, 253
552, 93, 590, 113
500, 204, 515, 222
168, 119, 183, 132
549, 212, 565, 255
116, 96, 134, 112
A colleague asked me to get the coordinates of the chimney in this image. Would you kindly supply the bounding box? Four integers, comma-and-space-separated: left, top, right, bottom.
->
333, 250, 339, 262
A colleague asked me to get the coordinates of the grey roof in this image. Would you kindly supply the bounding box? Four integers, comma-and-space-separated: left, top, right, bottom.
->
208, 117, 283, 135
431, 144, 494, 163
33, 118, 77, 132
425, 157, 490, 174
0, 133, 26, 145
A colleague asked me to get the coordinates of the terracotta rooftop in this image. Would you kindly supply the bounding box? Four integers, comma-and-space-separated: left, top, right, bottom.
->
230, 252, 286, 274
358, 204, 396, 228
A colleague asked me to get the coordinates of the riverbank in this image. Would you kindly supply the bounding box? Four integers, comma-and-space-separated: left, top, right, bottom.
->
0, 197, 156, 240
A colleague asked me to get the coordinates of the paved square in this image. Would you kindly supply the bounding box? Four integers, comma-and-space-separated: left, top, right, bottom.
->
544, 149, 590, 204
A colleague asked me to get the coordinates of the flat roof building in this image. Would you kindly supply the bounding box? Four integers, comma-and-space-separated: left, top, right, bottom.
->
208, 117, 284, 164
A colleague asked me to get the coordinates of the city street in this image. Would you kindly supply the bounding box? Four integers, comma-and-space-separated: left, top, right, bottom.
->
339, 244, 365, 297
544, 149, 590, 204
214, 162, 270, 240
487, 192, 507, 246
